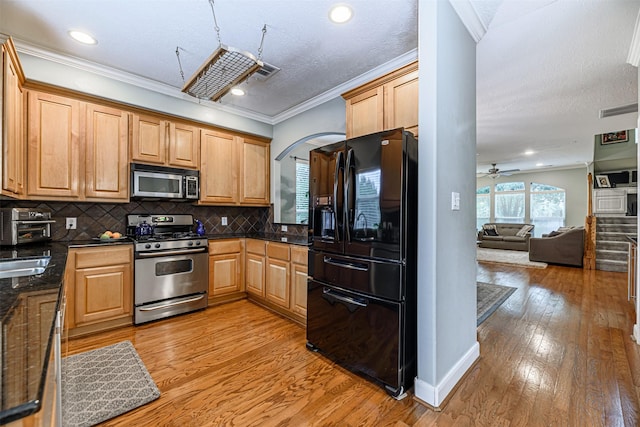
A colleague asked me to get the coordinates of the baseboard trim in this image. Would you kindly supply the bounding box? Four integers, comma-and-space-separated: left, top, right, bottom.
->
414, 341, 480, 408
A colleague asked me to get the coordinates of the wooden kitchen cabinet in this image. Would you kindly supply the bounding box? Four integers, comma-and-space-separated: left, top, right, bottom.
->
2, 37, 26, 198
65, 245, 133, 337
266, 242, 291, 309
85, 102, 129, 201
200, 129, 270, 206
131, 113, 199, 169
208, 239, 245, 304
290, 245, 309, 318
343, 61, 418, 139
27, 90, 82, 199
245, 239, 266, 297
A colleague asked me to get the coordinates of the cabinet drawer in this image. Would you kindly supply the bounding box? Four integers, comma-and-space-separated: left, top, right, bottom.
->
209, 239, 243, 255
267, 242, 290, 261
75, 245, 132, 269
246, 239, 266, 255
291, 246, 308, 265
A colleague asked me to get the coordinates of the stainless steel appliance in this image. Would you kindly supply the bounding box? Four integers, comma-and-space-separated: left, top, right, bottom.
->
306, 128, 418, 399
131, 163, 199, 201
126, 214, 208, 324
0, 208, 55, 246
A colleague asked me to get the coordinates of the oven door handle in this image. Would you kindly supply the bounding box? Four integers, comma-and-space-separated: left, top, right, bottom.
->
139, 294, 206, 311
15, 220, 56, 225
137, 247, 207, 257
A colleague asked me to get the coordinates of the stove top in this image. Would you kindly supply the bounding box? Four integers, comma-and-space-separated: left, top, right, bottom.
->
126, 213, 208, 253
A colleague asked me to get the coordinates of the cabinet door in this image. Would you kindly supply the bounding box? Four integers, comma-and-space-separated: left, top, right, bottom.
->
291, 262, 308, 317
384, 70, 418, 137
131, 113, 167, 165
27, 91, 81, 198
594, 189, 627, 214
200, 129, 238, 204
75, 263, 132, 325
168, 121, 199, 169
2, 38, 25, 197
345, 86, 384, 138
266, 257, 290, 309
240, 136, 270, 205
85, 103, 129, 200
209, 253, 243, 296
246, 253, 266, 297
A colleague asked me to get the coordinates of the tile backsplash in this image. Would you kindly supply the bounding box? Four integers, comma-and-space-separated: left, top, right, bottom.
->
0, 199, 309, 241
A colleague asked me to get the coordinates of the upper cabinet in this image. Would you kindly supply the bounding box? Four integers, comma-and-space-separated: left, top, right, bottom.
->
27, 91, 82, 199
2, 38, 26, 198
342, 61, 418, 139
131, 113, 199, 169
200, 129, 270, 206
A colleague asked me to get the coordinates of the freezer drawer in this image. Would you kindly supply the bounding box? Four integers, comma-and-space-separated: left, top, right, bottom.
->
306, 280, 411, 397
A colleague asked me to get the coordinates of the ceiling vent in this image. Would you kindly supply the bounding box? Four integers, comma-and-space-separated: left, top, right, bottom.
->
253, 62, 280, 81
599, 103, 638, 118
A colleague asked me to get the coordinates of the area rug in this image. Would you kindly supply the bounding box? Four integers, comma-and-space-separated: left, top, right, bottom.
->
477, 247, 547, 269
477, 282, 517, 326
62, 340, 160, 427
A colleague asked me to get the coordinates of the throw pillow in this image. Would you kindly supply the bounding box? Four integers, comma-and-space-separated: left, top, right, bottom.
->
484, 229, 499, 236
516, 224, 534, 237
547, 230, 563, 237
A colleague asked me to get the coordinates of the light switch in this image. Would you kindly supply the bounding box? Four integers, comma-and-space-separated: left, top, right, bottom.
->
451, 192, 460, 211
221, 216, 228, 226
281, 225, 288, 232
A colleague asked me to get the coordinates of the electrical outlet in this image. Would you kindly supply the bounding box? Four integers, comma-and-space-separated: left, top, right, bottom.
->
281, 225, 288, 232
66, 217, 77, 230
221, 216, 228, 226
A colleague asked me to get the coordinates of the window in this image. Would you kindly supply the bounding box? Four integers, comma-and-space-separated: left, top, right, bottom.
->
295, 160, 309, 224
494, 182, 525, 223
476, 186, 490, 230
530, 183, 565, 237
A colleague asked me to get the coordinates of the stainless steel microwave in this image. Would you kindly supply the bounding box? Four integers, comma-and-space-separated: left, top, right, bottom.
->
131, 163, 199, 200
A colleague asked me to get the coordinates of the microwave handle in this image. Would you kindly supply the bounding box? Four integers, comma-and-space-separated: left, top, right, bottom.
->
15, 220, 56, 225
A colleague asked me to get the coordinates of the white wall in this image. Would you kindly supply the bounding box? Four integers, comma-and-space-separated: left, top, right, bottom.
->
476, 166, 589, 230
415, 0, 478, 407
18, 53, 272, 138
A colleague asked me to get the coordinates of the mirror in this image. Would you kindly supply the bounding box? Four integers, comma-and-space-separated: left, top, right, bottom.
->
275, 132, 345, 224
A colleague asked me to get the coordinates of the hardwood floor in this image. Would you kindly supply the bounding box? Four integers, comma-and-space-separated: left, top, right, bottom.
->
66, 263, 640, 426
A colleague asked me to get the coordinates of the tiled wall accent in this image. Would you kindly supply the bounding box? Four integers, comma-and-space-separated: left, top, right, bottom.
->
263, 205, 309, 238
0, 200, 270, 241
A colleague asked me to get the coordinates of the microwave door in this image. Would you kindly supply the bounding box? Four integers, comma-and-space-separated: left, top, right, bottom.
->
310, 143, 345, 254
134, 171, 184, 198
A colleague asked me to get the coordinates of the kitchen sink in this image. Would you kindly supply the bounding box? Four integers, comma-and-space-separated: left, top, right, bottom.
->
0, 256, 51, 279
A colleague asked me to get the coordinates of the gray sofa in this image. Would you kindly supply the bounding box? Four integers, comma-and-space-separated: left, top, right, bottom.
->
477, 223, 534, 251
528, 227, 585, 267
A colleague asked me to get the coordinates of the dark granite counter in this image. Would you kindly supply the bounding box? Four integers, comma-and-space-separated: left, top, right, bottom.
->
0, 242, 68, 425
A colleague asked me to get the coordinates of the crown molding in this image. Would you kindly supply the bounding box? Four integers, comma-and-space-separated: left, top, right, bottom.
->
5, 34, 418, 127
271, 49, 418, 124
448, 0, 486, 43
627, 10, 640, 66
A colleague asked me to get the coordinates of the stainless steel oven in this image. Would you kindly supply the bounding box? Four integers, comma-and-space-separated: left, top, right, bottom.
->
0, 208, 55, 246
127, 214, 208, 324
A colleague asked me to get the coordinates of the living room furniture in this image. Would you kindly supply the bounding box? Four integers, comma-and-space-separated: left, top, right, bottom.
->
477, 223, 534, 251
528, 227, 585, 267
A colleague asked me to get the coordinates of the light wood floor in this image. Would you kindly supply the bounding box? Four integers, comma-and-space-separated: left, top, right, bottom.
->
67, 263, 640, 426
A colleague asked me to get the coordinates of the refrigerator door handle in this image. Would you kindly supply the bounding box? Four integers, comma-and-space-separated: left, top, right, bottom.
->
333, 151, 344, 243
344, 148, 354, 242
323, 287, 368, 308
323, 256, 369, 272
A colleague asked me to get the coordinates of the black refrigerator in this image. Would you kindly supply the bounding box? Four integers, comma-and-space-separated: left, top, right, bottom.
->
306, 128, 418, 399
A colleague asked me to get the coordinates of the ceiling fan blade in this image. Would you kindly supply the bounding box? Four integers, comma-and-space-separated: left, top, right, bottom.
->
498, 168, 520, 174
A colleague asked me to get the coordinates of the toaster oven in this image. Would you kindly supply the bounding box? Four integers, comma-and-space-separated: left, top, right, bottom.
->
0, 208, 56, 246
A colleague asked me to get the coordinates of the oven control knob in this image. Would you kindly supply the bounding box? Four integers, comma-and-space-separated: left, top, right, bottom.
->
145, 244, 151, 249
188, 241, 193, 246
155, 243, 161, 249
195, 241, 201, 245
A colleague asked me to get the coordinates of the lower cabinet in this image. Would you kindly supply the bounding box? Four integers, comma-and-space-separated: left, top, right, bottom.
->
208, 239, 245, 304
65, 245, 133, 338
247, 241, 308, 325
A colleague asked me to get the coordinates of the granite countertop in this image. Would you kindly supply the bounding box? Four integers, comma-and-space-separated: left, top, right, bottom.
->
0, 242, 68, 424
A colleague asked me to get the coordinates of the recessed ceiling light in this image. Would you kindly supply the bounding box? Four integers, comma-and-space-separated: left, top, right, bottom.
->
524, 150, 535, 155
536, 162, 544, 167
230, 87, 245, 96
329, 4, 353, 24
69, 30, 97, 45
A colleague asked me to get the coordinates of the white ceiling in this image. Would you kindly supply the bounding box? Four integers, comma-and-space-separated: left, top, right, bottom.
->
0, 0, 638, 175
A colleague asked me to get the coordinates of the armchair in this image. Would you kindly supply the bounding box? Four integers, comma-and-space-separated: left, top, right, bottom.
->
528, 227, 585, 267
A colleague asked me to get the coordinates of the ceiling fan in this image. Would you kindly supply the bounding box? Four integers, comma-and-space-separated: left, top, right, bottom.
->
481, 163, 520, 179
